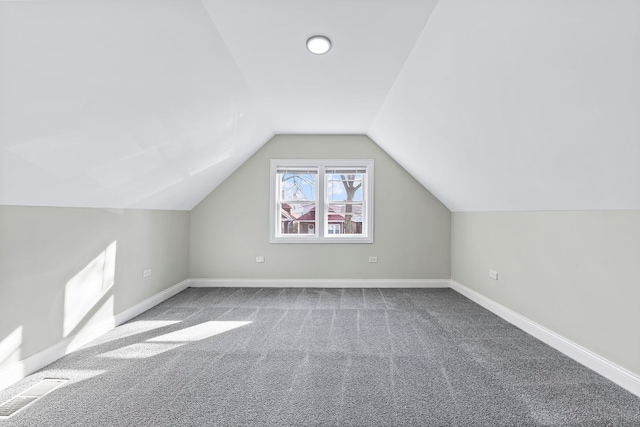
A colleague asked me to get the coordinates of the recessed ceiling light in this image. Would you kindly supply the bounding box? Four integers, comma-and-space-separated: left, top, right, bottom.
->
306, 35, 331, 55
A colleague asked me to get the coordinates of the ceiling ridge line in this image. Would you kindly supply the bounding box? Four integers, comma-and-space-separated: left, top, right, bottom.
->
198, 0, 268, 104
366, 0, 442, 134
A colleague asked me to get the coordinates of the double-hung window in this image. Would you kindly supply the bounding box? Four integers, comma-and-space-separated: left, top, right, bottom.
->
270, 159, 374, 243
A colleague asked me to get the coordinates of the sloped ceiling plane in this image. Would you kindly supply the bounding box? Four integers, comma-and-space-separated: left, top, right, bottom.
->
1, 0, 638, 211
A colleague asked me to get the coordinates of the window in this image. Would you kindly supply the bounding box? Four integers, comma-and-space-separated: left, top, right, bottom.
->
327, 224, 341, 234
270, 159, 374, 243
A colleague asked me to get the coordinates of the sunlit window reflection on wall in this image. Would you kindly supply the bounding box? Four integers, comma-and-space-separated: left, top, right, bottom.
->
63, 241, 117, 337
0, 326, 23, 368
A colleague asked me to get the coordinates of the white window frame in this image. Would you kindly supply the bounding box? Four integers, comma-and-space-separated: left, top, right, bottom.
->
270, 159, 374, 243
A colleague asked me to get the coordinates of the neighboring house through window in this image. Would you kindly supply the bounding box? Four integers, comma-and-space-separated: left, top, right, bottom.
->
327, 223, 341, 234
270, 159, 374, 243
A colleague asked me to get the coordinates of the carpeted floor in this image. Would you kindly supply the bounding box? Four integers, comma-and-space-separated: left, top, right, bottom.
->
1, 287, 639, 426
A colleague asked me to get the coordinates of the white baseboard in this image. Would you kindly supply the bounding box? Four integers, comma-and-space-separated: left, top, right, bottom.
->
188, 278, 450, 289
112, 280, 189, 325
0, 280, 189, 392
450, 280, 640, 398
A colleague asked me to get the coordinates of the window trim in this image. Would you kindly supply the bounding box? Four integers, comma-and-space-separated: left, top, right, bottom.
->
270, 159, 374, 243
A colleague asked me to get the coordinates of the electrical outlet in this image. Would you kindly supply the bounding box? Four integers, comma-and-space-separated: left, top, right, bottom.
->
255, 256, 265, 263
489, 270, 498, 280
143, 269, 152, 278
369, 256, 378, 263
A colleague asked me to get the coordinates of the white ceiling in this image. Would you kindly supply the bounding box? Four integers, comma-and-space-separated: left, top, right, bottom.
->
370, 0, 640, 211
200, 0, 437, 134
1, 0, 638, 211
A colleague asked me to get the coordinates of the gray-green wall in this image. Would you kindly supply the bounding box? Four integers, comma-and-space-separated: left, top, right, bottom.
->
0, 206, 190, 372
189, 135, 451, 279
451, 211, 640, 377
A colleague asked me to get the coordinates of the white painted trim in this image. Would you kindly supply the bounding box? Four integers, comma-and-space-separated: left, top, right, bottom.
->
189, 278, 450, 289
0, 280, 189, 392
112, 280, 189, 325
450, 280, 640, 398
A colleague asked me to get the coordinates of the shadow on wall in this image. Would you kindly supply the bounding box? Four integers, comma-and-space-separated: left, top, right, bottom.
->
0, 206, 190, 391
62, 241, 117, 342
0, 327, 22, 369
0, 240, 118, 384
0, 206, 129, 387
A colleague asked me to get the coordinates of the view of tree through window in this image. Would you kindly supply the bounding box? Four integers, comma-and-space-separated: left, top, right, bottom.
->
271, 160, 373, 243
278, 169, 318, 235
326, 169, 364, 235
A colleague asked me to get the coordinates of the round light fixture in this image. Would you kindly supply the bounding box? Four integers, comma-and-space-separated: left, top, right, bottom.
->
306, 35, 331, 55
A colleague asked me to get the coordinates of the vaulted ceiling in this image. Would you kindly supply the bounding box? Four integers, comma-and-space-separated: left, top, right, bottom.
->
1, 0, 638, 211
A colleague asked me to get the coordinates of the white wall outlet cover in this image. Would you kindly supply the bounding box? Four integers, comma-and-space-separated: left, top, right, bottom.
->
255, 256, 265, 263
143, 269, 152, 278
489, 270, 498, 280
369, 256, 378, 263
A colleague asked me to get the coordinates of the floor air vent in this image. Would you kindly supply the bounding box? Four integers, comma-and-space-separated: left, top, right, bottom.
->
0, 378, 67, 418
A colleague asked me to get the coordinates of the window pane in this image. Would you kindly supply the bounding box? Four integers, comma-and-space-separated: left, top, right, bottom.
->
327, 203, 364, 235
326, 173, 363, 202
327, 224, 341, 234
280, 172, 317, 202
280, 203, 316, 235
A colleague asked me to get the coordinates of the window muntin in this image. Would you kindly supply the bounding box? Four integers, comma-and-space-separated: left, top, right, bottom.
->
270, 160, 373, 243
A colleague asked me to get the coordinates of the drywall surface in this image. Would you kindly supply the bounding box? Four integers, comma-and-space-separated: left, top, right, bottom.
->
0, 206, 189, 372
370, 0, 640, 212
451, 211, 640, 377
190, 134, 451, 279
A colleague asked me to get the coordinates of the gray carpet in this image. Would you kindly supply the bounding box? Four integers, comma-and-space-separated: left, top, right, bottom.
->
1, 287, 639, 426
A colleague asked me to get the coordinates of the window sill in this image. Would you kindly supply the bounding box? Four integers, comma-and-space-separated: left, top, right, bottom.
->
270, 236, 373, 244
